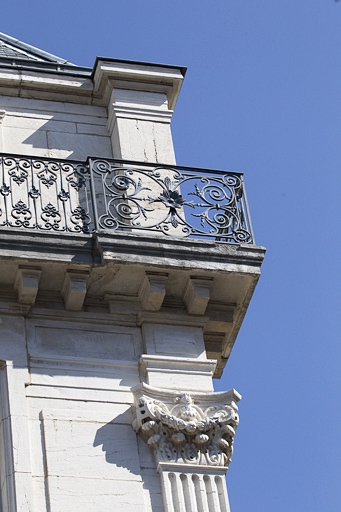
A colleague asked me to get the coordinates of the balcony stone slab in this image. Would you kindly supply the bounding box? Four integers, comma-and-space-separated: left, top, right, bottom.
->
0, 227, 264, 375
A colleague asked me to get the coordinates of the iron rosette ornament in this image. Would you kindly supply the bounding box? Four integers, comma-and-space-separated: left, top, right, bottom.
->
132, 383, 241, 468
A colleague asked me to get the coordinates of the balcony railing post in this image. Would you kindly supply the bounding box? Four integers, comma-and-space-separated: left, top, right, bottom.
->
240, 174, 255, 245
88, 158, 99, 232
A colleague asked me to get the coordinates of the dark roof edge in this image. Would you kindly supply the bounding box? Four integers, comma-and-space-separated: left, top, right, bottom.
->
0, 56, 187, 80
0, 59, 92, 77
0, 34, 187, 80
0, 32, 75, 64
92, 56, 187, 78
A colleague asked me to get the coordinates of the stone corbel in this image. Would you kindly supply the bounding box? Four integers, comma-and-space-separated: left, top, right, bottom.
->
183, 276, 213, 315
61, 270, 90, 311
139, 272, 168, 311
15, 266, 41, 305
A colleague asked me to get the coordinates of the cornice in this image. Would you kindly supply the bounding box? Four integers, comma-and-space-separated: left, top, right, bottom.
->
0, 229, 264, 376
0, 56, 185, 109
92, 58, 185, 110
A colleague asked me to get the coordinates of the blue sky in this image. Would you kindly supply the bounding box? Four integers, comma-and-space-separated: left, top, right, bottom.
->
3, 1, 341, 511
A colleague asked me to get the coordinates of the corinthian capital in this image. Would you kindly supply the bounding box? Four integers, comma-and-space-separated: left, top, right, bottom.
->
132, 383, 241, 468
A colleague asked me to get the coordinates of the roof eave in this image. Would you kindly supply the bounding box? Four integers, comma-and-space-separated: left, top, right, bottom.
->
0, 31, 75, 65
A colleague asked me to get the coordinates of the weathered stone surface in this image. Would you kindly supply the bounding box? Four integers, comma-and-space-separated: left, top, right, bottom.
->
159, 468, 231, 512
132, 383, 241, 469
44, 476, 145, 511
42, 417, 140, 479
140, 355, 216, 392
27, 318, 143, 361
184, 276, 213, 315
61, 270, 89, 311
139, 273, 168, 311
0, 34, 265, 512
0, 96, 112, 160
142, 323, 206, 359
15, 266, 41, 305
132, 383, 240, 511
0, 229, 264, 374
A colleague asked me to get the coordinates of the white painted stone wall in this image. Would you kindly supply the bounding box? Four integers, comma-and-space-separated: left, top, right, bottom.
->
0, 54, 258, 512
0, 235, 262, 512
0, 310, 225, 511
0, 60, 181, 165
0, 96, 112, 160
0, 315, 155, 511
108, 89, 176, 163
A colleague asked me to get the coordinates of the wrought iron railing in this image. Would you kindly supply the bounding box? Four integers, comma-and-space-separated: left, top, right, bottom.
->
0, 154, 254, 244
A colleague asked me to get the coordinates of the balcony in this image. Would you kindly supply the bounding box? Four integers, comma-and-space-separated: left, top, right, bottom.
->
0, 153, 265, 377
0, 153, 254, 244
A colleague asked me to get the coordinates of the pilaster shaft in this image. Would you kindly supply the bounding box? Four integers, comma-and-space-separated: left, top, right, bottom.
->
159, 467, 230, 512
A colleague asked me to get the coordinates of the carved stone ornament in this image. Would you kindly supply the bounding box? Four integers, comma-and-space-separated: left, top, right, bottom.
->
132, 383, 241, 468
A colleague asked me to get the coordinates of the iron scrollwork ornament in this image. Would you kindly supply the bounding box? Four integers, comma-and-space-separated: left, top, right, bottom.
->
0, 155, 92, 233
90, 159, 254, 243
0, 154, 254, 243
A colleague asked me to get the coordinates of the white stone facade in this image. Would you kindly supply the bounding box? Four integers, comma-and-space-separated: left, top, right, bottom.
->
0, 55, 182, 163
0, 33, 265, 511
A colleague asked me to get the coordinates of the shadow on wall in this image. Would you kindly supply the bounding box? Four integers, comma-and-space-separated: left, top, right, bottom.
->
4, 116, 112, 161
93, 412, 141, 475
93, 412, 164, 511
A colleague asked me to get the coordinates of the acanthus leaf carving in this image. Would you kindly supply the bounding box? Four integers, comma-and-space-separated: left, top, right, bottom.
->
132, 384, 241, 468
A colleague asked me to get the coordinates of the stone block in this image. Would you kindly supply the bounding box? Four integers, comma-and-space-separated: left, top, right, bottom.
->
4, 114, 77, 134
76, 122, 109, 136
184, 276, 213, 315
27, 318, 143, 361
142, 323, 206, 359
46, 131, 112, 160
3, 126, 48, 156
12, 471, 34, 512
31, 476, 47, 512
28, 419, 45, 478
0, 95, 107, 118
14, 266, 41, 305
47, 476, 145, 512
26, 384, 134, 404
140, 354, 216, 392
110, 117, 176, 163
0, 315, 27, 363
42, 418, 141, 480
27, 399, 133, 424
61, 270, 89, 311
28, 361, 139, 393
139, 272, 168, 311
10, 414, 33, 474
